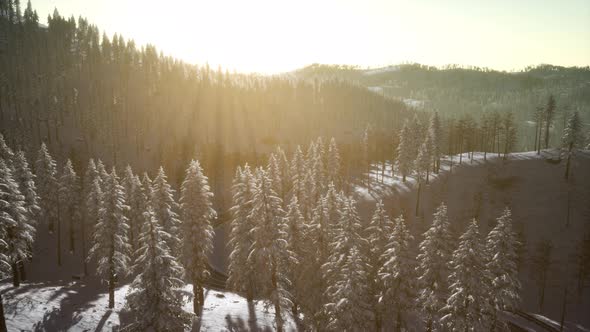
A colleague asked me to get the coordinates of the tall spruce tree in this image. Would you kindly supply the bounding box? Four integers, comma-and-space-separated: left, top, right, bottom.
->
366, 200, 394, 331
396, 120, 412, 182
380, 215, 416, 332
416, 203, 454, 332
562, 111, 583, 179
248, 168, 292, 332
151, 167, 181, 254
0, 160, 33, 287
179, 160, 216, 314
124, 208, 190, 331
227, 165, 258, 301
284, 196, 306, 317
441, 219, 492, 331
35, 143, 58, 234
88, 169, 130, 308
486, 207, 521, 331
59, 159, 80, 254
327, 137, 341, 188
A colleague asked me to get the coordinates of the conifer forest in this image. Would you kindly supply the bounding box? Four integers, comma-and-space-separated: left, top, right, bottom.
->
0, 0, 589, 331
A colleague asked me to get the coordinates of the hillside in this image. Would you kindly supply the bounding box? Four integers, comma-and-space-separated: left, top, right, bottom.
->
353, 149, 590, 328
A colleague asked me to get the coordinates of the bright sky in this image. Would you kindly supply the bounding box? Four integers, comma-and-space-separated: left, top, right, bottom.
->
33, 0, 590, 74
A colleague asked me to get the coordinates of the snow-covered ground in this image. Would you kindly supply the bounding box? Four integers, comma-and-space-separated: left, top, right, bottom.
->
0, 280, 296, 331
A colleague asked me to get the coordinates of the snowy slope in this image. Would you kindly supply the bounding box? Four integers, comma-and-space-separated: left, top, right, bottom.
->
353, 149, 590, 330
0, 280, 297, 331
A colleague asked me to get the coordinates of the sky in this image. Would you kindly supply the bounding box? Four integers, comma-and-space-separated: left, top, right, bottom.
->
32, 0, 590, 74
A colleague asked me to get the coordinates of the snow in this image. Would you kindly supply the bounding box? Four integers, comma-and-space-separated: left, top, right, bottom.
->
362, 65, 401, 76
1, 280, 297, 331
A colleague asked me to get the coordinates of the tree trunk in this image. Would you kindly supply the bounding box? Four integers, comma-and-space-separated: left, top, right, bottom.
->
193, 281, 200, 314
271, 262, 283, 332
57, 201, 61, 267
0, 294, 7, 332
18, 261, 26, 281
375, 310, 382, 332
415, 182, 422, 216
560, 285, 568, 332
81, 219, 88, 276
11, 262, 20, 287
108, 272, 115, 309
564, 143, 573, 180
395, 310, 402, 332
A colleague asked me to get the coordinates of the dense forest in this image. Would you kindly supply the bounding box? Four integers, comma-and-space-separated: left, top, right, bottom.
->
296, 63, 590, 150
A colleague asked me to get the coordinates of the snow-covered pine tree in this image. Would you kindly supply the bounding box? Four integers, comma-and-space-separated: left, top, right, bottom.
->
441, 219, 492, 331
562, 111, 583, 179
379, 214, 416, 331
179, 160, 216, 314
96, 159, 109, 183
124, 208, 190, 331
121, 165, 135, 198
396, 120, 413, 182
301, 167, 317, 221
0, 160, 34, 287
141, 172, 153, 204
410, 114, 424, 161
88, 169, 130, 309
35, 143, 58, 234
324, 196, 372, 331
416, 202, 454, 332
59, 159, 80, 254
414, 135, 433, 216
313, 137, 327, 192
12, 150, 39, 280
290, 145, 306, 203
227, 165, 259, 302
366, 200, 394, 331
429, 112, 443, 173
327, 137, 341, 188
84, 177, 102, 276
0, 134, 14, 169
267, 153, 283, 203
486, 207, 521, 331
275, 146, 291, 206
126, 175, 147, 257
13, 151, 40, 224
284, 196, 307, 317
248, 167, 292, 332
151, 167, 181, 254
362, 125, 370, 188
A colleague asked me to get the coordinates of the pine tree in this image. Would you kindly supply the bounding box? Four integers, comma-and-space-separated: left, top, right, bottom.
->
248, 168, 292, 332
267, 153, 283, 203
396, 120, 412, 182
429, 112, 443, 172
126, 175, 147, 258
0, 160, 34, 287
124, 208, 190, 331
416, 203, 454, 332
85, 177, 102, 276
284, 196, 306, 317
59, 159, 80, 254
151, 167, 181, 254
35, 143, 58, 234
96, 159, 109, 183
366, 200, 394, 331
327, 137, 341, 188
441, 219, 492, 331
290, 145, 306, 203
544, 95, 556, 149
324, 196, 372, 331
414, 136, 433, 216
0, 135, 14, 169
179, 160, 216, 314
275, 146, 291, 206
486, 208, 521, 331
380, 215, 416, 332
311, 139, 327, 193
88, 169, 130, 309
12, 151, 39, 280
227, 165, 258, 301
362, 126, 371, 189
141, 172, 153, 204
561, 111, 583, 179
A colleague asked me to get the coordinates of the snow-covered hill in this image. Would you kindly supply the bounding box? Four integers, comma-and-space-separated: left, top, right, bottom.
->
353, 150, 590, 330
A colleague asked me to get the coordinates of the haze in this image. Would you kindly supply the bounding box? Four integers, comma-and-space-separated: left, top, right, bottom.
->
31, 0, 590, 74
